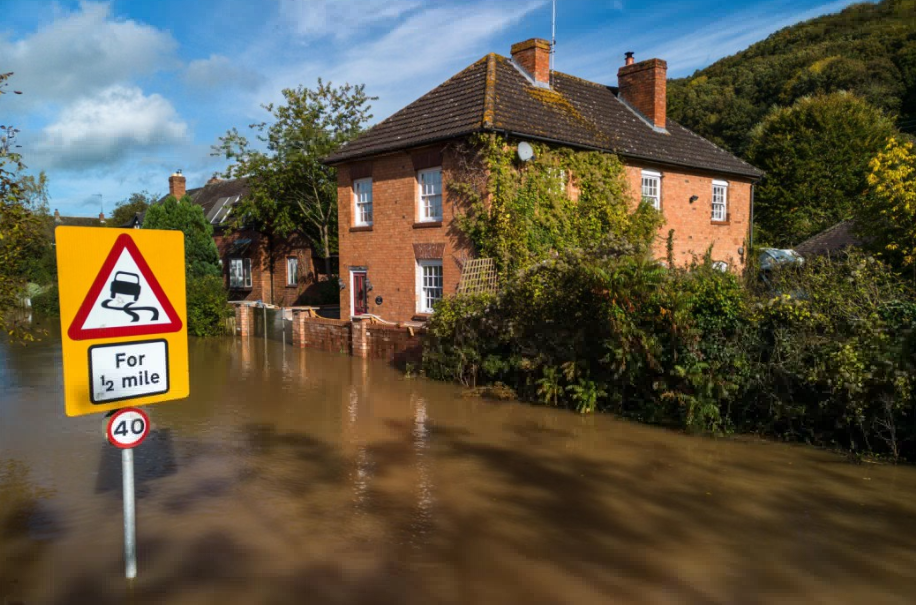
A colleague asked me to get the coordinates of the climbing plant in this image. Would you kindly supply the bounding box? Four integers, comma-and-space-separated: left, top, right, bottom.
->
449, 134, 662, 278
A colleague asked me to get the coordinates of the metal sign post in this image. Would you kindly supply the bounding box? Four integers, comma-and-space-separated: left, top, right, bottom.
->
107, 406, 150, 579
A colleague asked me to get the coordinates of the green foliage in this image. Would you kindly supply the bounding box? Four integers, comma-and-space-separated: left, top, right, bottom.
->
186, 275, 233, 337
213, 80, 375, 278
142, 195, 221, 279
30, 284, 59, 316
425, 245, 916, 461
746, 93, 897, 246
109, 191, 155, 227
142, 195, 229, 336
451, 134, 661, 279
668, 0, 916, 155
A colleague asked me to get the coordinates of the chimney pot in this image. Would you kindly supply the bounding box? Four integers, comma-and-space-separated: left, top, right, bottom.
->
510, 38, 551, 85
169, 170, 187, 199
625, 51, 634, 66
617, 57, 668, 130
54, 209, 61, 222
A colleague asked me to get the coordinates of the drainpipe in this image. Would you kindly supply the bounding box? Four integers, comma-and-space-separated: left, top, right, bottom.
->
749, 183, 755, 251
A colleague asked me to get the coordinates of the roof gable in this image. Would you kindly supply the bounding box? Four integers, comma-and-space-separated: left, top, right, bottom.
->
324, 54, 762, 179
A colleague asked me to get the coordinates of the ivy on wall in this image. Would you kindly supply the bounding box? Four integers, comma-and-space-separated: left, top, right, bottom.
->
448, 134, 662, 278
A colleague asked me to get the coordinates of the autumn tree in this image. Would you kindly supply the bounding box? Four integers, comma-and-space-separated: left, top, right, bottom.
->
0, 72, 46, 341
746, 92, 897, 247
855, 137, 916, 274
212, 80, 374, 277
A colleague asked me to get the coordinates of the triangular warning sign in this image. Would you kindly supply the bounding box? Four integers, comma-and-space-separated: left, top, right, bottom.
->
68, 233, 183, 340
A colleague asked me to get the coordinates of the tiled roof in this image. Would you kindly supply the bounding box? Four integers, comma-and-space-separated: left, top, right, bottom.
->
794, 220, 864, 256
323, 54, 763, 179
155, 178, 249, 226
55, 216, 105, 227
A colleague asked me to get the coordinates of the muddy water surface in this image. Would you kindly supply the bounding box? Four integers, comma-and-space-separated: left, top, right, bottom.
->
2, 329, 916, 604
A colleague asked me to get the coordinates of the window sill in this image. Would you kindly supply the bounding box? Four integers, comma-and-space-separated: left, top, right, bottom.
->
286, 284, 298, 289
413, 221, 442, 229
711, 220, 730, 226
229, 286, 253, 291
412, 313, 433, 321
349, 225, 373, 232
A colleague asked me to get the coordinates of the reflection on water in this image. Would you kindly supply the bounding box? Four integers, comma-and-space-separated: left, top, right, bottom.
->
3, 328, 916, 603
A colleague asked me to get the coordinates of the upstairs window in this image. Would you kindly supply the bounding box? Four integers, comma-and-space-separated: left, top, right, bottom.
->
417, 260, 443, 314
286, 256, 298, 286
712, 180, 728, 221
229, 257, 251, 289
418, 167, 443, 222
641, 170, 661, 210
353, 178, 373, 226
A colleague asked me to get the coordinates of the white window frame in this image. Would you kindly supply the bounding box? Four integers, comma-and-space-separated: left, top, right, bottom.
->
229, 257, 252, 289
418, 167, 443, 222
712, 180, 729, 222
286, 256, 298, 286
416, 259, 444, 314
353, 177, 373, 226
641, 170, 661, 210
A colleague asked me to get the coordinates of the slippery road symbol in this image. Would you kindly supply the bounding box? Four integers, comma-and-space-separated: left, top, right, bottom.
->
100, 271, 160, 323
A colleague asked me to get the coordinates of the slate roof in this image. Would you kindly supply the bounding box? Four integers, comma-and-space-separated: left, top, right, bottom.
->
153, 178, 249, 226
323, 54, 763, 179
794, 220, 864, 256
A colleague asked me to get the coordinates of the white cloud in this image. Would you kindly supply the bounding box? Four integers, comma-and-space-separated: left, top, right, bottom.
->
35, 85, 189, 170
276, 0, 424, 39
182, 54, 265, 92
0, 1, 177, 108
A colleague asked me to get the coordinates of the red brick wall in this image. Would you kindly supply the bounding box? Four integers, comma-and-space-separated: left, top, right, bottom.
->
291, 311, 351, 353
624, 163, 751, 270
337, 146, 472, 323
215, 229, 316, 306
617, 59, 667, 129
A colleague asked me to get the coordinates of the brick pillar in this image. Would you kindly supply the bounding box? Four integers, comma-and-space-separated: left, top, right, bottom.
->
351, 318, 369, 358
292, 310, 305, 348
238, 305, 251, 338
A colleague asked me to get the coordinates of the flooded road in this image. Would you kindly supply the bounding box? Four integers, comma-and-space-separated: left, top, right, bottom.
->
3, 329, 916, 604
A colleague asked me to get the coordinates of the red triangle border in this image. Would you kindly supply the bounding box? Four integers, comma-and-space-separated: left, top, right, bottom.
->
67, 233, 183, 341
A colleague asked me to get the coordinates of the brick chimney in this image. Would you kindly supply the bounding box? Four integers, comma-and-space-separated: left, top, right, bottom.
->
54, 209, 61, 223
99, 212, 106, 224
511, 38, 551, 85
169, 169, 186, 199
617, 53, 667, 130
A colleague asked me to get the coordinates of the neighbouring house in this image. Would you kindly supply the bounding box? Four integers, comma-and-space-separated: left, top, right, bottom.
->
140, 172, 326, 307
53, 209, 107, 228
794, 220, 864, 258
323, 38, 764, 324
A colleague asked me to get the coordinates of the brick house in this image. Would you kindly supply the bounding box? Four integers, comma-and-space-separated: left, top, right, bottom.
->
323, 38, 764, 324
153, 172, 321, 307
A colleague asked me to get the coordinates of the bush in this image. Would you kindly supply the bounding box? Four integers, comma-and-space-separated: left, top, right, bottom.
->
30, 284, 59, 316
186, 275, 233, 337
424, 246, 916, 460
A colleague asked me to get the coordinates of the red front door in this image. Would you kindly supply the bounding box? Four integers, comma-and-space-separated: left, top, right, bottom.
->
352, 272, 368, 316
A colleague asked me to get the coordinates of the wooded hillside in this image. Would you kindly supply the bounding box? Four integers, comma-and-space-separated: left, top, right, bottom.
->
668, 0, 916, 157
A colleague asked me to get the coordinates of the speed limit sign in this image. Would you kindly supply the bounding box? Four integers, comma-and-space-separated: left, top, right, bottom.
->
107, 407, 150, 449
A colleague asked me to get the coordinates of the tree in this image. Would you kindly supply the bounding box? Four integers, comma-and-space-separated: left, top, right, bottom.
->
142, 195, 220, 279
142, 195, 228, 335
109, 191, 156, 227
212, 80, 375, 282
0, 72, 45, 342
857, 137, 916, 272
746, 92, 897, 247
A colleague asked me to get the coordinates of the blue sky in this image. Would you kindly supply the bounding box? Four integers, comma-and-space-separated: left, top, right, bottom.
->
3, 0, 865, 217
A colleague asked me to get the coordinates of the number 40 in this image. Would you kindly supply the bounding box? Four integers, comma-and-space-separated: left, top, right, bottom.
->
114, 418, 145, 437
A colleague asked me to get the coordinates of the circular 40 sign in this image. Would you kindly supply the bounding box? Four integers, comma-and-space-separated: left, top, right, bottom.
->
107, 407, 150, 449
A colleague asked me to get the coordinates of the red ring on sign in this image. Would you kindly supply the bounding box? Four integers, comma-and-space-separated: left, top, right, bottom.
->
106, 407, 151, 449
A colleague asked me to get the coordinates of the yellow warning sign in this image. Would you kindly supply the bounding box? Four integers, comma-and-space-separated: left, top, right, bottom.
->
57, 227, 189, 417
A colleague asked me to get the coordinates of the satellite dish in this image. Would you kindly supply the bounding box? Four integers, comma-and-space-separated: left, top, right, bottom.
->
517, 141, 534, 162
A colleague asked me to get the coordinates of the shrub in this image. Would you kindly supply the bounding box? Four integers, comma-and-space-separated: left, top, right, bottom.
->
186, 275, 233, 337
30, 284, 59, 316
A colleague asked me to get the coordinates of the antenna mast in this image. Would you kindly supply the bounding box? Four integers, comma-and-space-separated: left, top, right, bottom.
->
550, 0, 557, 72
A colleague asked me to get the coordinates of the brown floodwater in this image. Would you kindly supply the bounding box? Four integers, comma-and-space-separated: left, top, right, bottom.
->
3, 327, 916, 604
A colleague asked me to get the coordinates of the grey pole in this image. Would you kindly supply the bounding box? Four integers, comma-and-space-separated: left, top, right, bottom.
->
122, 447, 137, 579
